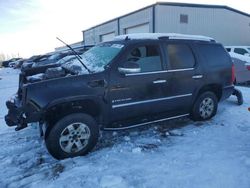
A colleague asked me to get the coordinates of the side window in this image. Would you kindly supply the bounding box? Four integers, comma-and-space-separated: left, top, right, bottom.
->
226, 48, 231, 52
234, 48, 248, 55
166, 44, 195, 70
197, 44, 231, 67
126, 45, 162, 72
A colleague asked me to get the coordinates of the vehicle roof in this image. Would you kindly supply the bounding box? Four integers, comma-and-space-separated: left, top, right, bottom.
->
225, 46, 250, 48
114, 33, 216, 42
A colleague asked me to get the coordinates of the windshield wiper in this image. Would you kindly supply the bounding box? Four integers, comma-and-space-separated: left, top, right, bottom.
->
56, 37, 93, 73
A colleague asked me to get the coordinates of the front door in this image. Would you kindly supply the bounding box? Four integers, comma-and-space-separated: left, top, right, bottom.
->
107, 43, 172, 125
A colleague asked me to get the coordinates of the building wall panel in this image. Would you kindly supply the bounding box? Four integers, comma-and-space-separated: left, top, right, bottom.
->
155, 5, 250, 45
119, 7, 153, 34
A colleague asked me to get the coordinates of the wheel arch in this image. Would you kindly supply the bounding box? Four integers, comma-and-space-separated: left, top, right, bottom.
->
44, 97, 103, 129
195, 84, 223, 102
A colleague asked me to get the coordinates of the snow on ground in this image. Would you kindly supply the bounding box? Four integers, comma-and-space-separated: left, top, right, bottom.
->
0, 68, 250, 188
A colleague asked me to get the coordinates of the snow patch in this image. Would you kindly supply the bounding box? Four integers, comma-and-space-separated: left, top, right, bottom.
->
123, 136, 130, 142
26, 73, 45, 82
132, 147, 142, 154
100, 175, 128, 188
114, 33, 214, 42
169, 129, 184, 136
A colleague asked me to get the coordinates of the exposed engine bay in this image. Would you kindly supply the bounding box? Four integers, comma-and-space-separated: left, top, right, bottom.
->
25, 63, 84, 83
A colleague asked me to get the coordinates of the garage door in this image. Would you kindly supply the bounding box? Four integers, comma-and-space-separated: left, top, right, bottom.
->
100, 32, 115, 42
125, 23, 150, 34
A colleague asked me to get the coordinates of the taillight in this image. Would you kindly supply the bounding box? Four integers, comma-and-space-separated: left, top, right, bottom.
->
246, 64, 250, 71
231, 64, 235, 84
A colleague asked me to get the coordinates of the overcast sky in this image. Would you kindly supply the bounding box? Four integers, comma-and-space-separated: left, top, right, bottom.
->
0, 0, 249, 58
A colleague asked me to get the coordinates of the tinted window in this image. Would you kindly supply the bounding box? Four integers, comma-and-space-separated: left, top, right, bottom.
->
166, 44, 195, 69
234, 48, 248, 55
126, 45, 162, 72
226, 48, 231, 52
198, 44, 231, 67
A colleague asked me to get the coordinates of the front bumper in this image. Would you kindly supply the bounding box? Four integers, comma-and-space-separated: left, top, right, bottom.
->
5, 97, 28, 130
5, 95, 43, 131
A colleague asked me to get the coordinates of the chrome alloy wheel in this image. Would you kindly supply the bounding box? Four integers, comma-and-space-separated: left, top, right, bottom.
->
199, 97, 214, 119
59, 123, 91, 153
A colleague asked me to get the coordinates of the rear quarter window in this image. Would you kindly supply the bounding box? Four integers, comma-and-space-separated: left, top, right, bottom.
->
197, 44, 231, 67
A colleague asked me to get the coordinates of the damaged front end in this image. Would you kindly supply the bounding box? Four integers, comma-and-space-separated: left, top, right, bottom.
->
5, 62, 87, 131
5, 87, 42, 131
5, 94, 28, 131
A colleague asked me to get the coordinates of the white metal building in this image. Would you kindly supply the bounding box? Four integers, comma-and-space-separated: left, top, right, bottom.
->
55, 41, 83, 52
82, 2, 250, 46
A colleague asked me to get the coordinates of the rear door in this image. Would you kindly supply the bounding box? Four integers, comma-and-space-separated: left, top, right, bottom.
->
162, 42, 203, 113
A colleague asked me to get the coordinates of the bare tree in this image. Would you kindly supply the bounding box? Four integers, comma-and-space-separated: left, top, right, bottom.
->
0, 53, 20, 62
0, 53, 6, 62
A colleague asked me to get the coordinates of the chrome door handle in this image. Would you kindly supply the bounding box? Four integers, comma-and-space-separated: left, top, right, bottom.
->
192, 75, 203, 79
153, 80, 167, 84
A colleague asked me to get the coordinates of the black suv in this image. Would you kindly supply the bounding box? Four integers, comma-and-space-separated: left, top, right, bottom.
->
5, 33, 236, 159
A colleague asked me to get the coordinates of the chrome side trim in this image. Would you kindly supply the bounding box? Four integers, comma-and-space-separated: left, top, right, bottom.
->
118, 67, 141, 74
125, 68, 194, 76
104, 114, 190, 131
153, 80, 167, 84
112, 93, 192, 109
166, 68, 194, 73
192, 75, 203, 79
224, 85, 234, 89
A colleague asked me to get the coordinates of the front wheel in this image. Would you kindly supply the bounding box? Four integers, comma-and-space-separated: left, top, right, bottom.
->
191, 91, 218, 121
45, 113, 99, 159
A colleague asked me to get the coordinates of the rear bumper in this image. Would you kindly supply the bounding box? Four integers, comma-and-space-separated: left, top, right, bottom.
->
221, 85, 243, 105
221, 85, 234, 101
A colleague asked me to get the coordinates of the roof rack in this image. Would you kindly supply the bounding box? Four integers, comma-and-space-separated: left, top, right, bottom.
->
114, 33, 215, 42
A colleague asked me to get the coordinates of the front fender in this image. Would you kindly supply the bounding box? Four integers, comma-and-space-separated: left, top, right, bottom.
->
44, 95, 103, 111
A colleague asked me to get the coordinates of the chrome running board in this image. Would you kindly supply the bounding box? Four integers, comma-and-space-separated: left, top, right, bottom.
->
104, 114, 189, 131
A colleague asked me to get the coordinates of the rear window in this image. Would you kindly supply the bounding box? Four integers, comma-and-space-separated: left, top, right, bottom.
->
198, 44, 231, 67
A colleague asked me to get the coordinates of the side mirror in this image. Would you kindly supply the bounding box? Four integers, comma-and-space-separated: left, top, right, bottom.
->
118, 61, 141, 74
244, 53, 250, 57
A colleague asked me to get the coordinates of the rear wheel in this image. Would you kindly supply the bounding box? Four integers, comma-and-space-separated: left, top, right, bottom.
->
191, 91, 218, 121
45, 113, 99, 159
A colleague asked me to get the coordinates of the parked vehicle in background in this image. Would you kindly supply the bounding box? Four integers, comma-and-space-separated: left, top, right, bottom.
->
225, 46, 250, 57
31, 52, 69, 67
2, 58, 22, 67
5, 33, 238, 159
14, 59, 27, 69
227, 52, 250, 84
9, 59, 26, 69
21, 45, 93, 71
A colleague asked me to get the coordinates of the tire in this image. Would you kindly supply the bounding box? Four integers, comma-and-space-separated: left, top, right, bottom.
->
45, 113, 99, 159
191, 91, 218, 121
